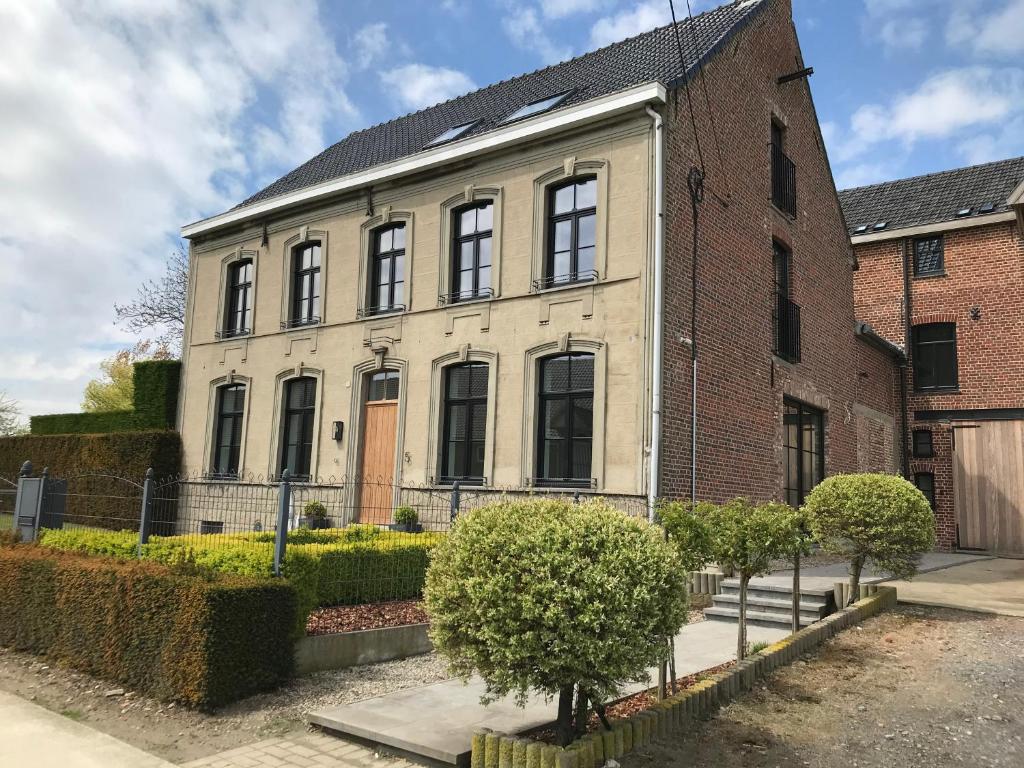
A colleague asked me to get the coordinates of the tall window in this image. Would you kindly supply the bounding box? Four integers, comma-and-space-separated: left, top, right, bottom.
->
211, 384, 245, 477
783, 398, 824, 507
770, 121, 796, 215
913, 235, 944, 277
280, 377, 316, 480
290, 243, 321, 326
912, 323, 958, 391
449, 202, 493, 302
441, 363, 488, 483
223, 260, 253, 337
772, 241, 800, 362
544, 177, 596, 288
370, 224, 405, 314
914, 472, 936, 509
912, 429, 934, 458
537, 354, 593, 486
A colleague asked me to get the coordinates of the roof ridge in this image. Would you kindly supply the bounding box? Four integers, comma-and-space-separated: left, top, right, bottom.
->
840, 154, 1024, 195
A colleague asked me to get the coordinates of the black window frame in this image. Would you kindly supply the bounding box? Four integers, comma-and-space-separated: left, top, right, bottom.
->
440, 363, 489, 484
369, 224, 406, 315
366, 369, 400, 402
541, 176, 598, 289
914, 471, 936, 509
289, 243, 321, 327
772, 240, 801, 362
447, 202, 493, 304
912, 322, 958, 392
912, 235, 945, 277
211, 383, 246, 479
223, 259, 253, 337
783, 398, 825, 507
536, 353, 594, 488
912, 429, 934, 458
770, 120, 797, 216
279, 377, 317, 481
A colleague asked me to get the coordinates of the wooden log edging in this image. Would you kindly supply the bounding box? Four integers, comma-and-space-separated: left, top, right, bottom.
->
470, 586, 897, 768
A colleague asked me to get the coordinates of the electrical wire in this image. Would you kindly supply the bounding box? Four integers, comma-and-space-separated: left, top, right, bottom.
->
668, 0, 705, 174
685, 0, 732, 199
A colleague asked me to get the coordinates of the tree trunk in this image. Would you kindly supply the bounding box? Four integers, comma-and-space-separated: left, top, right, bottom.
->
848, 555, 865, 607
574, 685, 588, 737
669, 636, 677, 694
556, 686, 575, 746
737, 573, 749, 661
792, 550, 801, 633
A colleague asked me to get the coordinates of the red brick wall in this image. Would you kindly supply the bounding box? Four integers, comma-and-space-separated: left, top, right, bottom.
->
852, 221, 1024, 548
659, 0, 899, 504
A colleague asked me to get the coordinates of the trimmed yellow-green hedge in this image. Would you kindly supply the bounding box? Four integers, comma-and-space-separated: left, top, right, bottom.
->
0, 543, 296, 709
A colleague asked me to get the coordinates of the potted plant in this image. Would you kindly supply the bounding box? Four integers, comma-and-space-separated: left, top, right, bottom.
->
391, 505, 422, 533
301, 500, 330, 530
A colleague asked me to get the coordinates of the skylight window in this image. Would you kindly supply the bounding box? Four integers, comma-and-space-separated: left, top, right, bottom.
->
854, 225, 869, 234
979, 202, 996, 214
873, 221, 888, 231
500, 92, 571, 124
956, 207, 972, 217
424, 120, 479, 149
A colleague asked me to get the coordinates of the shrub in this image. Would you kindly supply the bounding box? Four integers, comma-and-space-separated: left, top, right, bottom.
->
703, 499, 803, 659
0, 545, 295, 709
658, 500, 715, 574
424, 498, 687, 745
394, 505, 418, 526
303, 500, 327, 520
804, 473, 935, 604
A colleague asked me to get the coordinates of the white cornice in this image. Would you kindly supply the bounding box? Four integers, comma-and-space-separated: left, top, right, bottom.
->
181, 82, 667, 239
850, 211, 1016, 245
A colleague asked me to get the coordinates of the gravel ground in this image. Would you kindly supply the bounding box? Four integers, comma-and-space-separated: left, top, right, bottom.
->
0, 646, 451, 764
623, 605, 1023, 768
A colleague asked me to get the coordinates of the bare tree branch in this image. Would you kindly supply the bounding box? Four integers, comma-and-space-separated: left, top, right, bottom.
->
114, 248, 188, 352
0, 392, 27, 436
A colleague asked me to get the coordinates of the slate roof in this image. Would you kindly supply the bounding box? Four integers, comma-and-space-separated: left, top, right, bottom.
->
237, 0, 767, 208
838, 156, 1024, 236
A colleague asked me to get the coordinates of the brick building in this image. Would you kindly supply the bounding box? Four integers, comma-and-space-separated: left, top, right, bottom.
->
842, 156, 1024, 554
177, 0, 899, 529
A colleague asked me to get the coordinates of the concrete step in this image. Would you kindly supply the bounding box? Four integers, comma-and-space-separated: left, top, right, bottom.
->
710, 592, 828, 620
703, 605, 819, 628
719, 581, 833, 607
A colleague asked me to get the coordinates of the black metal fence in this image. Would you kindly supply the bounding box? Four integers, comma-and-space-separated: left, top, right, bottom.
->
770, 141, 797, 216
773, 293, 802, 363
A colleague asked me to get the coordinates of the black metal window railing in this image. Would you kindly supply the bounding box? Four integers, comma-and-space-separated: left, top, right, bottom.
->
532, 269, 599, 292
438, 287, 493, 305
215, 327, 251, 340
356, 304, 406, 319
773, 293, 801, 363
770, 142, 797, 216
280, 316, 320, 330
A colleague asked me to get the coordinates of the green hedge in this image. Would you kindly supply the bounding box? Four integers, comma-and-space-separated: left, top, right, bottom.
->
38, 527, 443, 626
0, 543, 295, 709
30, 360, 181, 435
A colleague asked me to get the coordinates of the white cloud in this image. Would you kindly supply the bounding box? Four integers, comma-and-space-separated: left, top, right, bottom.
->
379, 64, 476, 111
541, 0, 603, 19
946, 0, 1024, 56
353, 22, 390, 69
877, 17, 928, 51
502, 7, 573, 64
0, 0, 355, 415
590, 1, 671, 47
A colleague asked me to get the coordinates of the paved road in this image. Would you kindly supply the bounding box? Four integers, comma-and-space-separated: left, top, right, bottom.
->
887, 557, 1024, 616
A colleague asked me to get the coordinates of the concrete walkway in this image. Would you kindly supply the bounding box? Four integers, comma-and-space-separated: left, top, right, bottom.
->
0, 690, 176, 768
309, 619, 788, 765
887, 557, 1024, 616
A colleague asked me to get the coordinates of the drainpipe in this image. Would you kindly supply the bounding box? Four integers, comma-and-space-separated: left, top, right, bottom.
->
901, 238, 913, 479
645, 104, 664, 523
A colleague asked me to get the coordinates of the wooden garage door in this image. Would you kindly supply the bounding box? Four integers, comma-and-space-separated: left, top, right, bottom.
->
952, 421, 1024, 555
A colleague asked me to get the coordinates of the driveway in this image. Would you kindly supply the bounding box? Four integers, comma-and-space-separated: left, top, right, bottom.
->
887, 557, 1024, 617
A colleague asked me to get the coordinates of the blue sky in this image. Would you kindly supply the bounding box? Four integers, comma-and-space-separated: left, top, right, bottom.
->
0, 0, 1022, 419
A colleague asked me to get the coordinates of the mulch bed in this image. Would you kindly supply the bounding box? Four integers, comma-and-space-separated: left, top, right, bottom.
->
306, 600, 429, 636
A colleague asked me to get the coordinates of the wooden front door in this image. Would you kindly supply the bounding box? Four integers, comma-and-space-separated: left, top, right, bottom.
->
952, 421, 1024, 555
358, 370, 400, 524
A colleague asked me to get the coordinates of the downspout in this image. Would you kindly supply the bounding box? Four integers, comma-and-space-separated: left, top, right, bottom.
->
900, 238, 912, 479
645, 104, 664, 523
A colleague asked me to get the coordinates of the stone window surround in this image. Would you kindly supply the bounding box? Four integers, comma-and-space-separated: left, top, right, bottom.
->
266, 365, 325, 480
280, 227, 329, 327
520, 335, 606, 489
438, 186, 504, 303
215, 248, 259, 339
425, 346, 499, 486
202, 373, 252, 477
357, 209, 414, 318
530, 158, 610, 292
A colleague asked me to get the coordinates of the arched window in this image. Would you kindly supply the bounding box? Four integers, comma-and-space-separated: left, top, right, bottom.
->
369, 224, 405, 314
544, 177, 596, 288
441, 363, 489, 483
223, 259, 253, 337
537, 353, 593, 486
449, 202, 493, 302
289, 243, 321, 327
211, 383, 245, 478
280, 377, 316, 480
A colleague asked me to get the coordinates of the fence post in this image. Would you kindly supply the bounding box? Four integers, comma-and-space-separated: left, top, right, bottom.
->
33, 467, 49, 542
10, 461, 31, 534
449, 481, 460, 522
273, 470, 291, 577
137, 468, 154, 557
573, 490, 581, 504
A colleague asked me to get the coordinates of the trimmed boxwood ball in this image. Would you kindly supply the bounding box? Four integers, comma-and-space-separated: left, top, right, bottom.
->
803, 473, 936, 603
424, 498, 688, 744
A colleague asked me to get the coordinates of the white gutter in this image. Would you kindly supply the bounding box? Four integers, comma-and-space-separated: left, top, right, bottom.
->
182, 82, 668, 239
850, 210, 1015, 245
645, 104, 664, 523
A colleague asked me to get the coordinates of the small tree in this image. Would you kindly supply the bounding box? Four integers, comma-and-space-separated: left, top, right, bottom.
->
804, 473, 935, 605
0, 392, 26, 436
424, 498, 687, 745
658, 500, 715, 574
82, 341, 171, 412
114, 248, 188, 353
705, 499, 802, 660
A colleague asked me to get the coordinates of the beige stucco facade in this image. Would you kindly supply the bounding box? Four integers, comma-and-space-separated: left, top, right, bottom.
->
178, 112, 657, 499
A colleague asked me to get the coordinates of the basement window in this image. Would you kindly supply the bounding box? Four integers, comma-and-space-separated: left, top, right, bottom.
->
914, 472, 936, 509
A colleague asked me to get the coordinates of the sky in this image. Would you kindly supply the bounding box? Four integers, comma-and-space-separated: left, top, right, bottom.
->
0, 0, 1022, 420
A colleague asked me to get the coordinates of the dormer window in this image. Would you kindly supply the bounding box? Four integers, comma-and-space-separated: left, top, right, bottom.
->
424, 120, 478, 148
501, 92, 571, 124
